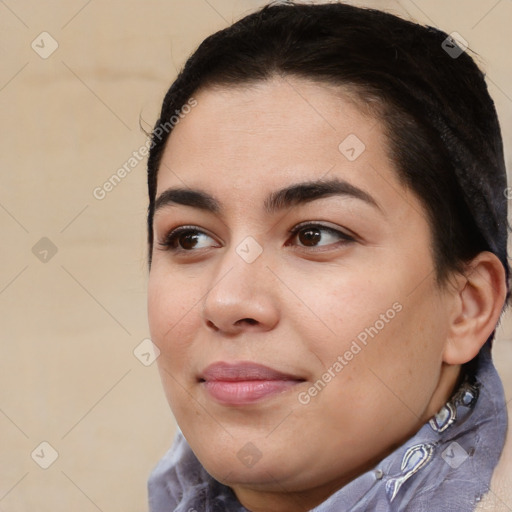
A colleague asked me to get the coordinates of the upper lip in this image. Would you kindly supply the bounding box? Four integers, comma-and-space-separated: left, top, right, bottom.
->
199, 361, 304, 382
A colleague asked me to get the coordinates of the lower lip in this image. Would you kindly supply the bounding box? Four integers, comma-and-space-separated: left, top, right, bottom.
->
203, 380, 301, 406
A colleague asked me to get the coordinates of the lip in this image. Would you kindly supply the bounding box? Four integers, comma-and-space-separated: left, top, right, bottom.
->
199, 361, 305, 406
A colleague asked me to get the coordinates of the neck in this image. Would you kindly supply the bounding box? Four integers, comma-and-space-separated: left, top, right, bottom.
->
423, 362, 462, 419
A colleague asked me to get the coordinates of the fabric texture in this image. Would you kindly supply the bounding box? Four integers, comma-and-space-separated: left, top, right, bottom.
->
148, 344, 507, 512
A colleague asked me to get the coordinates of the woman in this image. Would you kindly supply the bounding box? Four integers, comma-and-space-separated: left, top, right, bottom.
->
145, 2, 510, 510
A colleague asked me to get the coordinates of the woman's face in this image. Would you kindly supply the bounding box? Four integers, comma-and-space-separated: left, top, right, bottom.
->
147, 78, 460, 509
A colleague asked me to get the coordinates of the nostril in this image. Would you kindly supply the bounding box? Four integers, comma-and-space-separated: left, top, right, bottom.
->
206, 320, 219, 331
236, 318, 258, 326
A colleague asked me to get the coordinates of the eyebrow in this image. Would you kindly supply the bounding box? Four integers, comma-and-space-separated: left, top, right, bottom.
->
153, 178, 381, 215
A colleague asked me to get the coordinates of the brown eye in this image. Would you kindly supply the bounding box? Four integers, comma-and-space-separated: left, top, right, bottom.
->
298, 227, 322, 247
289, 223, 355, 249
179, 231, 201, 250
159, 226, 218, 252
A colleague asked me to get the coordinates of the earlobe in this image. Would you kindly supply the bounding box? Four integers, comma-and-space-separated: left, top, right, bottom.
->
443, 252, 507, 365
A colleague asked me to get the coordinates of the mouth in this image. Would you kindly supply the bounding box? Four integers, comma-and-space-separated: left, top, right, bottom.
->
198, 361, 306, 406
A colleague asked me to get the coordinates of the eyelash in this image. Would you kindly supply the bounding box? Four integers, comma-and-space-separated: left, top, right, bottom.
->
157, 222, 355, 255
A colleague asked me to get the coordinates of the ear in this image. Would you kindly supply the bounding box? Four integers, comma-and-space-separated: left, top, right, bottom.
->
443, 251, 507, 365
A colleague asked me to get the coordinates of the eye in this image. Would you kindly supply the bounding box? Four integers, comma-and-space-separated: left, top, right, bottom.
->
287, 222, 355, 249
157, 222, 355, 255
158, 226, 219, 253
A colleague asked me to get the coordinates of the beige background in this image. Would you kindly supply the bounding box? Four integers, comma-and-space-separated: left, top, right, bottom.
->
1, 0, 511, 510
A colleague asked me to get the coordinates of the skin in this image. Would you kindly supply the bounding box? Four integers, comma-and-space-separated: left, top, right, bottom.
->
147, 77, 506, 512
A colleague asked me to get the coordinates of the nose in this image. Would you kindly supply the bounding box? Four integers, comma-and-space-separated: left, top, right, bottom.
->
201, 247, 280, 335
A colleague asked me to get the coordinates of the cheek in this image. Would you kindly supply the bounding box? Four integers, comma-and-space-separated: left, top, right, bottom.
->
147, 269, 201, 356
147, 271, 203, 413
300, 267, 446, 400
290, 268, 399, 350
340, 289, 447, 418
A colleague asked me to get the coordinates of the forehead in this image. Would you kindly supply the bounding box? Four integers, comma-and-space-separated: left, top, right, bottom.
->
155, 77, 413, 216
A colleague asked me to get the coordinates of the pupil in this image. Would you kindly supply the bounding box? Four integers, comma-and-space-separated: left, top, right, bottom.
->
300, 228, 321, 246
181, 233, 198, 249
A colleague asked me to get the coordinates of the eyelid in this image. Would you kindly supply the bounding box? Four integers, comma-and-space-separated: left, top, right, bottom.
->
288, 220, 357, 240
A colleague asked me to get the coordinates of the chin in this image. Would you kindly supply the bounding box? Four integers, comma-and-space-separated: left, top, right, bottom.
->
202, 439, 318, 491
